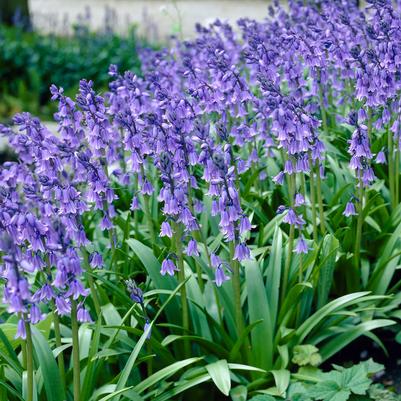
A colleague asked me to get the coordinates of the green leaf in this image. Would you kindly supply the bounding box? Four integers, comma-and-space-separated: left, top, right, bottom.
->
308, 380, 350, 401
22, 371, 38, 401
249, 395, 277, 401
319, 319, 395, 361
161, 335, 228, 357
308, 363, 372, 401
245, 259, 273, 369
369, 219, 401, 294
265, 227, 282, 331
113, 279, 189, 401
152, 373, 211, 401
0, 380, 24, 401
126, 239, 180, 324
360, 358, 384, 375
296, 292, 370, 343
270, 369, 290, 397
292, 345, 322, 367
0, 324, 20, 355
134, 357, 202, 394
336, 365, 370, 395
227, 363, 266, 373
31, 327, 65, 401
317, 235, 339, 308
206, 359, 231, 396
230, 385, 248, 401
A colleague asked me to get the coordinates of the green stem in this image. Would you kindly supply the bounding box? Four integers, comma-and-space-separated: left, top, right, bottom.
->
81, 248, 101, 319
388, 127, 395, 209
71, 300, 81, 401
318, 83, 329, 137
174, 223, 190, 357
187, 187, 205, 292
141, 166, 156, 246
282, 224, 295, 300
281, 173, 295, 300
53, 309, 66, 391
315, 163, 326, 235
143, 195, 156, 244
354, 172, 364, 271
296, 254, 304, 325
298, 254, 303, 284
229, 241, 244, 339
134, 176, 139, 235
146, 342, 153, 377
300, 173, 308, 234
229, 240, 251, 364
395, 137, 400, 206
21, 340, 27, 370
25, 321, 34, 401
316, 75, 327, 236
308, 156, 318, 242
0, 365, 6, 401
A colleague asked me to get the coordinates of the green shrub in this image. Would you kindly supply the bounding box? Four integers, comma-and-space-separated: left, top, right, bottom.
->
0, 24, 142, 121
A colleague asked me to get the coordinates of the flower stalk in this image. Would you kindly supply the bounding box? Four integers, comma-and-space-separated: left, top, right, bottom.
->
174, 223, 190, 357
71, 299, 81, 401
25, 321, 34, 401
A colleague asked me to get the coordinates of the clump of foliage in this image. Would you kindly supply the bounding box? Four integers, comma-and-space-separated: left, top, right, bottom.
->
249, 360, 400, 401
1, 1, 401, 401
0, 24, 141, 120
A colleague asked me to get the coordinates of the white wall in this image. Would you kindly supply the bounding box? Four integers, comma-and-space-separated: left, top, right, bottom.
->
29, 0, 273, 41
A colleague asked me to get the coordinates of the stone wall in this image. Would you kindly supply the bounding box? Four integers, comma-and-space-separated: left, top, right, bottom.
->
29, 0, 274, 41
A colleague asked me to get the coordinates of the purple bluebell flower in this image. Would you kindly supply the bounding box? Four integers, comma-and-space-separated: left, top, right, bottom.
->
294, 193, 305, 207
294, 237, 309, 254
125, 279, 144, 304
343, 201, 357, 217
77, 306, 92, 323
30, 305, 43, 324
90, 252, 103, 269
273, 171, 285, 185
55, 297, 71, 316
161, 258, 179, 276
130, 196, 140, 211
214, 266, 230, 287
160, 222, 173, 238
375, 151, 386, 164
16, 319, 26, 340
234, 243, 251, 261
186, 239, 199, 257
239, 216, 252, 235
144, 319, 152, 340
210, 253, 222, 268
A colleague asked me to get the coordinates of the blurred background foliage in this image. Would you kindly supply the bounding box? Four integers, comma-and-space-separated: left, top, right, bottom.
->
0, 18, 142, 122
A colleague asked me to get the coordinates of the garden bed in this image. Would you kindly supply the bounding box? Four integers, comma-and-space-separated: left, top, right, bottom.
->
1, 1, 401, 401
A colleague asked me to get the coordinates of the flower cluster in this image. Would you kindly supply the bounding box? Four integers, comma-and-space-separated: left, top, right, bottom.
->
2, 0, 401, 334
